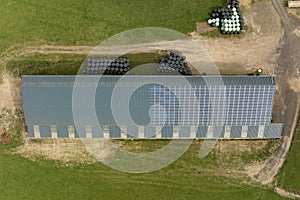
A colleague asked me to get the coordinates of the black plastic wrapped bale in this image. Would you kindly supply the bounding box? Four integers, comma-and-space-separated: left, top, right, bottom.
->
208, 0, 245, 34
157, 51, 192, 76
84, 57, 130, 75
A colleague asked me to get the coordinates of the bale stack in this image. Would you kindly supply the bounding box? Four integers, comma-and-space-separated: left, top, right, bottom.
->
84, 57, 130, 75
207, 0, 244, 34
157, 51, 192, 76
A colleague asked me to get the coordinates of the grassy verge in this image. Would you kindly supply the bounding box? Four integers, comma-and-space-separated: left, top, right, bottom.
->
277, 108, 300, 194
125, 51, 164, 69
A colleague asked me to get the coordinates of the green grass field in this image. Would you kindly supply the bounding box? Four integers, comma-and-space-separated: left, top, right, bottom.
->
277, 110, 300, 194
0, 140, 287, 200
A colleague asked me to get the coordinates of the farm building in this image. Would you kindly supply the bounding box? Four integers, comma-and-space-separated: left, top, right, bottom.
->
22, 75, 282, 139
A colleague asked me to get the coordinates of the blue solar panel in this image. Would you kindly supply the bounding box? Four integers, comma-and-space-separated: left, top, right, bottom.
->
149, 84, 274, 126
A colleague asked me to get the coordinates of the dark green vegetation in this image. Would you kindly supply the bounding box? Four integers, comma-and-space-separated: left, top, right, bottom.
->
7, 54, 85, 76
6, 52, 165, 76
0, 140, 286, 200
124, 51, 164, 68
277, 109, 300, 194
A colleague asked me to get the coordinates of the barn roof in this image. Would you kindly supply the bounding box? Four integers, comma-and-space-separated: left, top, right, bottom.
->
22, 75, 275, 86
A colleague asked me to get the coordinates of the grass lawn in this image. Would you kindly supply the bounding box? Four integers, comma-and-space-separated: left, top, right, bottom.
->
0, 0, 226, 54
277, 109, 300, 194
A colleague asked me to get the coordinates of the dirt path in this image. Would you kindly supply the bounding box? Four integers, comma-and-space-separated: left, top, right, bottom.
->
275, 187, 300, 199
250, 0, 300, 187
0, 75, 21, 108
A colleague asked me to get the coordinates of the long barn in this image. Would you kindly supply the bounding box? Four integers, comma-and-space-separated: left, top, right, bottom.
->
22, 75, 282, 139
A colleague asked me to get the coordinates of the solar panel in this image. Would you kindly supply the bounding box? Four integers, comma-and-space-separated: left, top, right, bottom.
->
149, 84, 275, 126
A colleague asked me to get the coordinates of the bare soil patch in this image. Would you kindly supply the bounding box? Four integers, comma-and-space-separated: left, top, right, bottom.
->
216, 139, 280, 169
15, 139, 97, 165
196, 22, 217, 33
289, 78, 300, 92
0, 75, 22, 109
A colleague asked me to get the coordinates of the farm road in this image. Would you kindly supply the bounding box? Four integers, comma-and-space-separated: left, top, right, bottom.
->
253, 0, 300, 185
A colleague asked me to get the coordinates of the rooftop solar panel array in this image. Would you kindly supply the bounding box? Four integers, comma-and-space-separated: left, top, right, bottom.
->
149, 84, 275, 126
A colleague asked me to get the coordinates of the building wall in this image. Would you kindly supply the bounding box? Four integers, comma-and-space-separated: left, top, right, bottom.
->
27, 124, 282, 139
